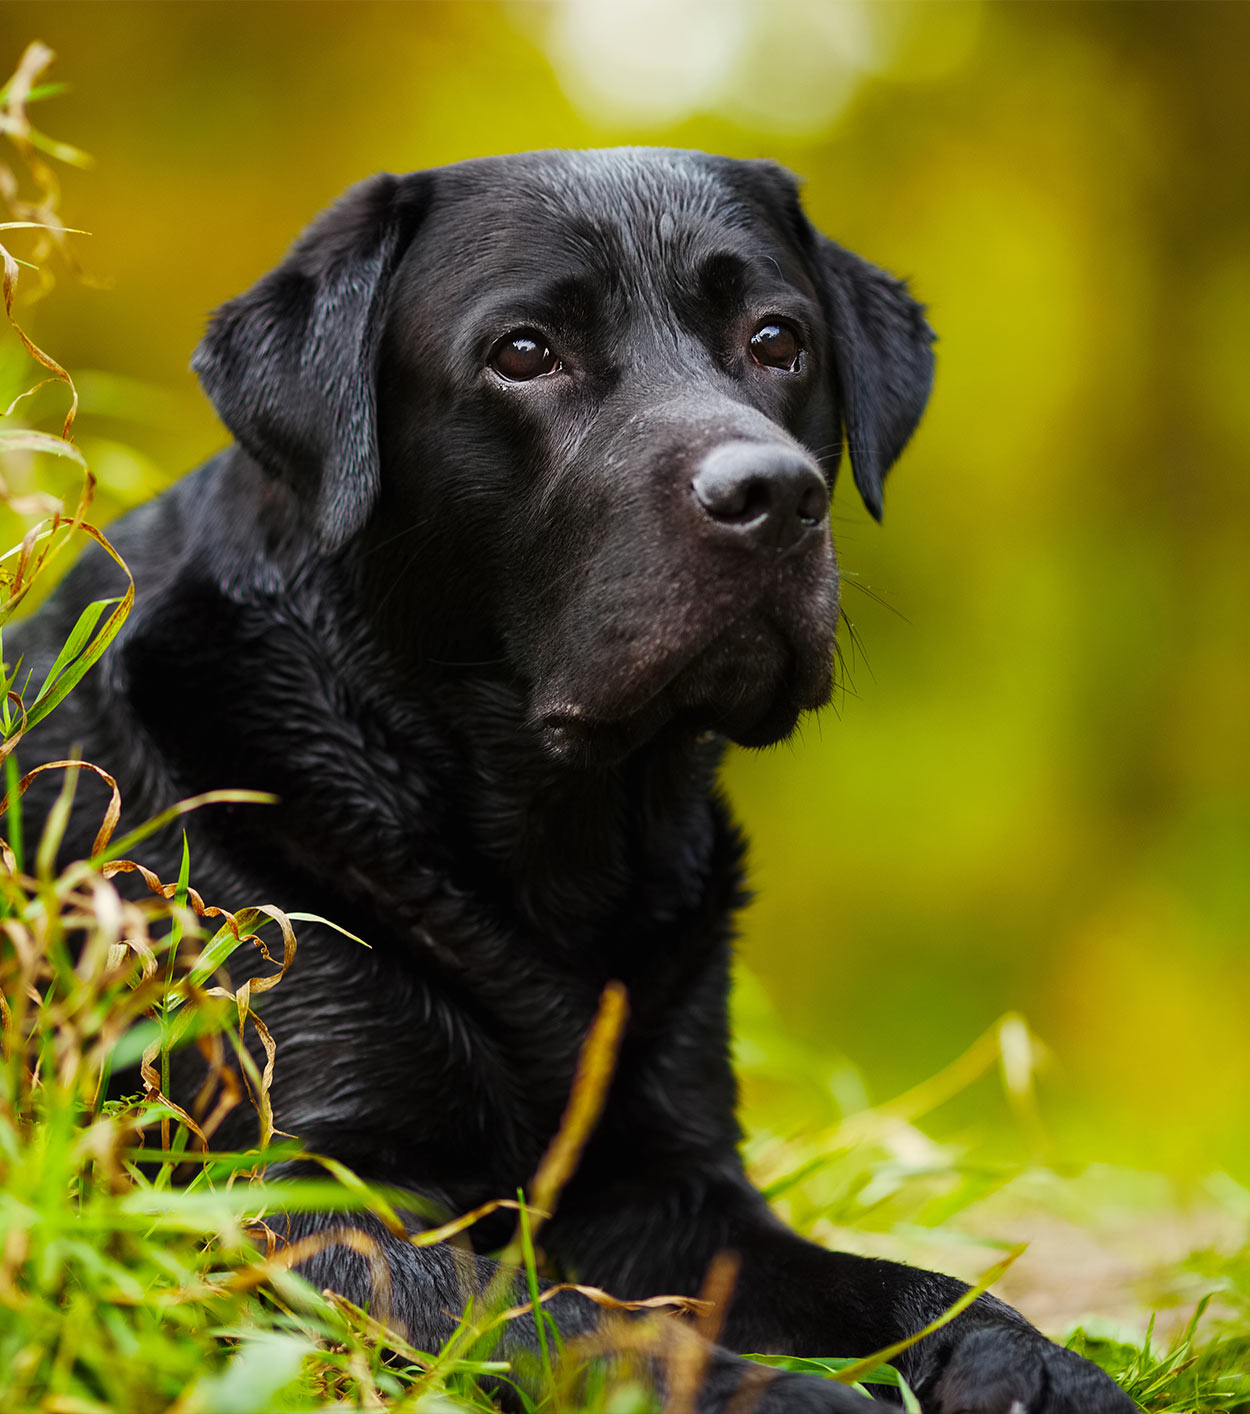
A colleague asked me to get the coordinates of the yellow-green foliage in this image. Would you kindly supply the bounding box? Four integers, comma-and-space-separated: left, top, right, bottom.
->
2, 2, 1246, 1177
0, 34, 1247, 1414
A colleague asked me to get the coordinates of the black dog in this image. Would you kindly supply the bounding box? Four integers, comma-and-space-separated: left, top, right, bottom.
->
12, 150, 1134, 1411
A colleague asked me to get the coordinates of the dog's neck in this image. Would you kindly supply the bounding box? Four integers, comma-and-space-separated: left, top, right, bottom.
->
121, 462, 737, 957
421, 676, 732, 942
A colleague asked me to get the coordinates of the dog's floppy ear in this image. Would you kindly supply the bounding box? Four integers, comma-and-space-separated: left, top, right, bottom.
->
730, 159, 935, 521
192, 172, 432, 550
815, 239, 935, 521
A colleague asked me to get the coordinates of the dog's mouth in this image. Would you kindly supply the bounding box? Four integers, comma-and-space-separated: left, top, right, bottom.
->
534, 607, 837, 765
537, 709, 636, 766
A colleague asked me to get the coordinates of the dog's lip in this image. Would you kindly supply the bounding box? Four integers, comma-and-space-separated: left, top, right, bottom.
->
537, 703, 645, 749
535, 705, 641, 766
533, 597, 772, 734
535, 643, 798, 749
539, 704, 599, 736
533, 639, 716, 740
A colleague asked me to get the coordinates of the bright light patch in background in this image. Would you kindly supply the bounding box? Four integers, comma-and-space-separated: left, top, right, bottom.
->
543, 0, 982, 134
545, 0, 751, 128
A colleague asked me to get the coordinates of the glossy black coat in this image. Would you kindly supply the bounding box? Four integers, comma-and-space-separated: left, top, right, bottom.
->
11, 150, 1134, 1413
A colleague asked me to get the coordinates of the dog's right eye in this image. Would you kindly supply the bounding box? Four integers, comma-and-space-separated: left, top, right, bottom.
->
749, 321, 802, 372
490, 332, 561, 382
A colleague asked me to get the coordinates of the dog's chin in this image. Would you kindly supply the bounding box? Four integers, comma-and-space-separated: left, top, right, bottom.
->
534, 620, 836, 767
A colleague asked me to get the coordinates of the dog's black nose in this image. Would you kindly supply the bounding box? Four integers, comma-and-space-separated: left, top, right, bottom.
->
690, 442, 829, 551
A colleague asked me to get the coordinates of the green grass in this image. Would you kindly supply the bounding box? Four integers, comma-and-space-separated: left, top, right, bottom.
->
0, 809, 1247, 1414
1, 39, 1247, 1414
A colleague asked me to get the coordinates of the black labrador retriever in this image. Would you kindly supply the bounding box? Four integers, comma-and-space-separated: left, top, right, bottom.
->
11, 149, 1135, 1411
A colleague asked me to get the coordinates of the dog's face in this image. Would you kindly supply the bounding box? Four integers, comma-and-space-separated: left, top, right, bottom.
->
193, 150, 934, 761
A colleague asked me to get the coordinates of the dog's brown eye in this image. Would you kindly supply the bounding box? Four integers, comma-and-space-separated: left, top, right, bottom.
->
750, 322, 801, 372
491, 332, 561, 382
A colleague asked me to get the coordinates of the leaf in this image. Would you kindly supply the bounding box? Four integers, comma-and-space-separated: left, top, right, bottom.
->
744, 1352, 920, 1406
92, 788, 275, 865
285, 911, 371, 947
0, 79, 70, 106
31, 596, 115, 704
108, 1017, 165, 1071
181, 1332, 314, 1414
2, 525, 134, 750
0, 119, 93, 168
0, 427, 87, 467
0, 220, 89, 234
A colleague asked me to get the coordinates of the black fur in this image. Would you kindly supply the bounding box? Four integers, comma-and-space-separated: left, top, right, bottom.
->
11, 149, 1134, 1412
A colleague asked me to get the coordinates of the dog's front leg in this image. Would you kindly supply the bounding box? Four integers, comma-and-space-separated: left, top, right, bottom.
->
547, 1171, 1139, 1412
277, 1202, 874, 1411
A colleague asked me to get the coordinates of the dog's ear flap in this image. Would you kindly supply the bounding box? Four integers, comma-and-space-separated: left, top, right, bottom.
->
816, 240, 935, 521
192, 172, 432, 550
731, 160, 935, 520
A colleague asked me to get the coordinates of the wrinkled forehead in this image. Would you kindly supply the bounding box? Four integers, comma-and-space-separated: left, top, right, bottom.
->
395, 149, 815, 316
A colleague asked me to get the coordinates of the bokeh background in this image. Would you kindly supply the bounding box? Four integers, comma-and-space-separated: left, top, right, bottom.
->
3, 0, 1248, 1181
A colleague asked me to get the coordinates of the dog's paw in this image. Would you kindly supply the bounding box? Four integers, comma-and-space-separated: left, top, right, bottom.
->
734, 1370, 876, 1411
921, 1326, 1138, 1413
695, 1353, 875, 1411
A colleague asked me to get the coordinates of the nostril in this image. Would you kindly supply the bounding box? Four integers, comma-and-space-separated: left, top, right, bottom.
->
796, 480, 827, 526
733, 476, 773, 524
692, 466, 766, 523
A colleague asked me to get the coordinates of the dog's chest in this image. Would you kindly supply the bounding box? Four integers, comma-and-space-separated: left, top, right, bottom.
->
263, 891, 736, 1202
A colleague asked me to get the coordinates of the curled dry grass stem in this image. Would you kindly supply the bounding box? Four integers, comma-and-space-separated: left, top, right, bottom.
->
0, 41, 91, 288
0, 44, 83, 441
527, 978, 630, 1230
664, 1252, 741, 1414
494, 1284, 711, 1329
477, 982, 631, 1381
0, 765, 369, 1411
1, 776, 298, 1135
1, 45, 126, 778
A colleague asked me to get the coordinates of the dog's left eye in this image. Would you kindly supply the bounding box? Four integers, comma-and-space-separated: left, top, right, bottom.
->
749, 322, 802, 372
490, 332, 562, 382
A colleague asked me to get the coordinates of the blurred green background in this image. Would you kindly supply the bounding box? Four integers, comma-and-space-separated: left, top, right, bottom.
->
3, 1, 1248, 1179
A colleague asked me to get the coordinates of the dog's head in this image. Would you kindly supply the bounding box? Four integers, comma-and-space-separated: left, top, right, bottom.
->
193, 150, 934, 761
